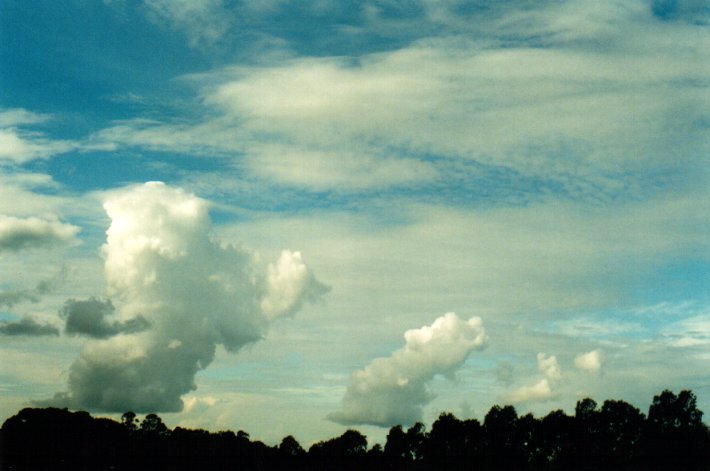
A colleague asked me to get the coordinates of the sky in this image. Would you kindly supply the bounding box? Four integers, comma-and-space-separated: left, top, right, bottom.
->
0, 0, 709, 446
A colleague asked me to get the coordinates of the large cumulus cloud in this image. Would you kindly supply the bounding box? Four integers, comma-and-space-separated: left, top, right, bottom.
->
43, 182, 328, 413
329, 312, 487, 427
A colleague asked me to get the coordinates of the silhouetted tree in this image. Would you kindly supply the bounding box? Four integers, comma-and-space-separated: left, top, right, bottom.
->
643, 389, 709, 470
516, 413, 539, 467
384, 424, 409, 468
597, 399, 645, 468
121, 411, 139, 432
140, 413, 169, 436
2, 390, 708, 471
424, 412, 470, 469
309, 429, 369, 470
539, 409, 574, 469
279, 434, 305, 457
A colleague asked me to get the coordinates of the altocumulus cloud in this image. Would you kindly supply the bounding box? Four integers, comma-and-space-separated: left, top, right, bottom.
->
329, 313, 487, 427
42, 182, 328, 413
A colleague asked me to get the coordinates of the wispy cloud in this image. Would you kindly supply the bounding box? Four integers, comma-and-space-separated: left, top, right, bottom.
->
142, 0, 233, 46
0, 269, 67, 308
93, 4, 709, 198
0, 109, 78, 163
0, 108, 49, 127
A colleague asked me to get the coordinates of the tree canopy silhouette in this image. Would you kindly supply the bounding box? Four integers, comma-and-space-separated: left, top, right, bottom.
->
1, 389, 708, 470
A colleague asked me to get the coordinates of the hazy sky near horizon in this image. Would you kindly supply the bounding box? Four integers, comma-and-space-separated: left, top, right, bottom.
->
1, 0, 709, 445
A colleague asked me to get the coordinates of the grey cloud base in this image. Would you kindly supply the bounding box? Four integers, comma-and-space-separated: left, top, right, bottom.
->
62, 298, 150, 339
0, 317, 60, 337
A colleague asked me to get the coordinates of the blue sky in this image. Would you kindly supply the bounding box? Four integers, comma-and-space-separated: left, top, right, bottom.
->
1, 0, 709, 445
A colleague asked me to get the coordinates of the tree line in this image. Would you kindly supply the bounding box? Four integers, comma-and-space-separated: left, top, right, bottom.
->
1, 389, 708, 470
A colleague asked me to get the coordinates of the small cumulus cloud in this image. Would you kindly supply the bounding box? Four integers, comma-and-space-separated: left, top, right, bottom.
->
41, 182, 327, 413
537, 353, 561, 380
328, 312, 487, 427
261, 250, 330, 320
502, 352, 562, 404
0, 317, 60, 337
61, 298, 151, 339
574, 350, 603, 373
503, 378, 555, 404
0, 215, 80, 252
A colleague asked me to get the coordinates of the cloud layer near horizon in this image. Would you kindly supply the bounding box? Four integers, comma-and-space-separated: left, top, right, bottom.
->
42, 182, 328, 413
329, 312, 487, 427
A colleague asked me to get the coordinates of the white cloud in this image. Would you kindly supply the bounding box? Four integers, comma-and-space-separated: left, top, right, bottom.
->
328, 312, 487, 426
142, 0, 232, 46
94, 5, 709, 194
0, 108, 49, 127
503, 378, 555, 404
0, 173, 71, 217
244, 145, 437, 191
0, 108, 77, 163
537, 353, 561, 380
0, 215, 80, 252
42, 182, 327, 412
574, 350, 603, 373
261, 250, 330, 320
662, 314, 710, 348
0, 128, 76, 163
500, 352, 561, 405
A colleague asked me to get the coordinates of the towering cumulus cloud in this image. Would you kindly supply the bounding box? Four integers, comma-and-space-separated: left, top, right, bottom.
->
45, 182, 328, 412
329, 313, 487, 427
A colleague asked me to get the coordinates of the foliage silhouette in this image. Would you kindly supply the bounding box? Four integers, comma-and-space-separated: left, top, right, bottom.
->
1, 389, 708, 470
